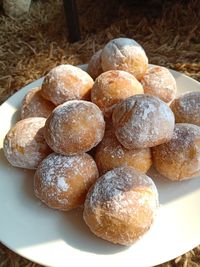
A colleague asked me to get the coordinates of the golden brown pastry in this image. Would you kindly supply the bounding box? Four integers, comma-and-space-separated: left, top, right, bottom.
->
83, 166, 159, 245
41, 64, 94, 105
112, 94, 175, 149
91, 70, 143, 117
87, 49, 103, 80
21, 87, 55, 119
170, 91, 200, 126
152, 123, 200, 180
95, 129, 152, 175
141, 66, 177, 103
44, 100, 105, 155
3, 117, 51, 169
34, 153, 99, 211
101, 38, 148, 80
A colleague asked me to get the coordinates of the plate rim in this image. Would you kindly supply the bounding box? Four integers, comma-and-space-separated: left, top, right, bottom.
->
0, 64, 200, 267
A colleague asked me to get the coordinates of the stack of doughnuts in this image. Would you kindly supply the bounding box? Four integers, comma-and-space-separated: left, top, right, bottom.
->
3, 37, 200, 246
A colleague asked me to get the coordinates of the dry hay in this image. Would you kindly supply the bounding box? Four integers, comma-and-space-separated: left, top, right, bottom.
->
0, 0, 200, 103
1, 242, 200, 267
0, 0, 200, 266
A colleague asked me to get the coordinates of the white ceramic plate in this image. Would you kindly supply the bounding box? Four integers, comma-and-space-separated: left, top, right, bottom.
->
0, 65, 200, 267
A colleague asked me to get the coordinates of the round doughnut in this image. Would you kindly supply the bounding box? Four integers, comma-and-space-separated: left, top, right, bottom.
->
21, 87, 55, 119
95, 129, 152, 175
141, 66, 177, 103
112, 94, 175, 149
101, 38, 148, 80
83, 166, 159, 245
44, 100, 105, 155
3, 117, 51, 169
170, 91, 200, 126
152, 123, 200, 181
34, 153, 99, 211
87, 49, 103, 80
41, 64, 94, 105
91, 70, 143, 117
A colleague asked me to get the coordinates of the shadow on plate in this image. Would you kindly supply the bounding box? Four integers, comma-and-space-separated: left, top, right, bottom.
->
21, 166, 127, 255
147, 166, 200, 204
10, 108, 21, 125
58, 208, 128, 255
22, 168, 38, 203
0, 148, 8, 166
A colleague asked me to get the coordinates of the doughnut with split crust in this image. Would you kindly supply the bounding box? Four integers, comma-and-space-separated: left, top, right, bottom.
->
95, 129, 152, 175
34, 153, 99, 211
101, 38, 148, 80
141, 66, 177, 103
91, 70, 143, 117
170, 91, 200, 126
44, 100, 105, 155
21, 87, 55, 119
83, 166, 159, 245
3, 117, 51, 169
41, 64, 94, 105
87, 49, 103, 80
112, 94, 175, 149
152, 123, 200, 181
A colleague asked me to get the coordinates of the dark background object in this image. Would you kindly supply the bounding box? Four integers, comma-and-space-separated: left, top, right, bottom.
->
63, 0, 81, 42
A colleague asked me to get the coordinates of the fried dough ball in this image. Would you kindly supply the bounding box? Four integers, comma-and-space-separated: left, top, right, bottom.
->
112, 94, 175, 149
21, 87, 55, 119
170, 91, 200, 126
3, 117, 51, 169
41, 64, 94, 105
44, 100, 105, 155
141, 66, 177, 103
83, 166, 159, 245
34, 153, 99, 210
87, 49, 103, 79
95, 129, 152, 175
152, 123, 200, 180
101, 38, 148, 80
91, 70, 143, 117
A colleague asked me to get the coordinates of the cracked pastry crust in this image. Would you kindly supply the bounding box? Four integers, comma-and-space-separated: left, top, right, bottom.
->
101, 38, 148, 80
83, 166, 159, 245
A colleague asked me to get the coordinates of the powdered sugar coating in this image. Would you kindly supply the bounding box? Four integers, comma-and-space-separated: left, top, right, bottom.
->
21, 87, 55, 119
91, 70, 143, 117
44, 100, 105, 155
112, 94, 175, 149
152, 123, 200, 180
3, 117, 51, 169
83, 166, 159, 245
41, 64, 94, 105
34, 152, 99, 210
87, 49, 103, 79
141, 66, 177, 103
95, 129, 152, 174
101, 38, 148, 80
170, 91, 200, 126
